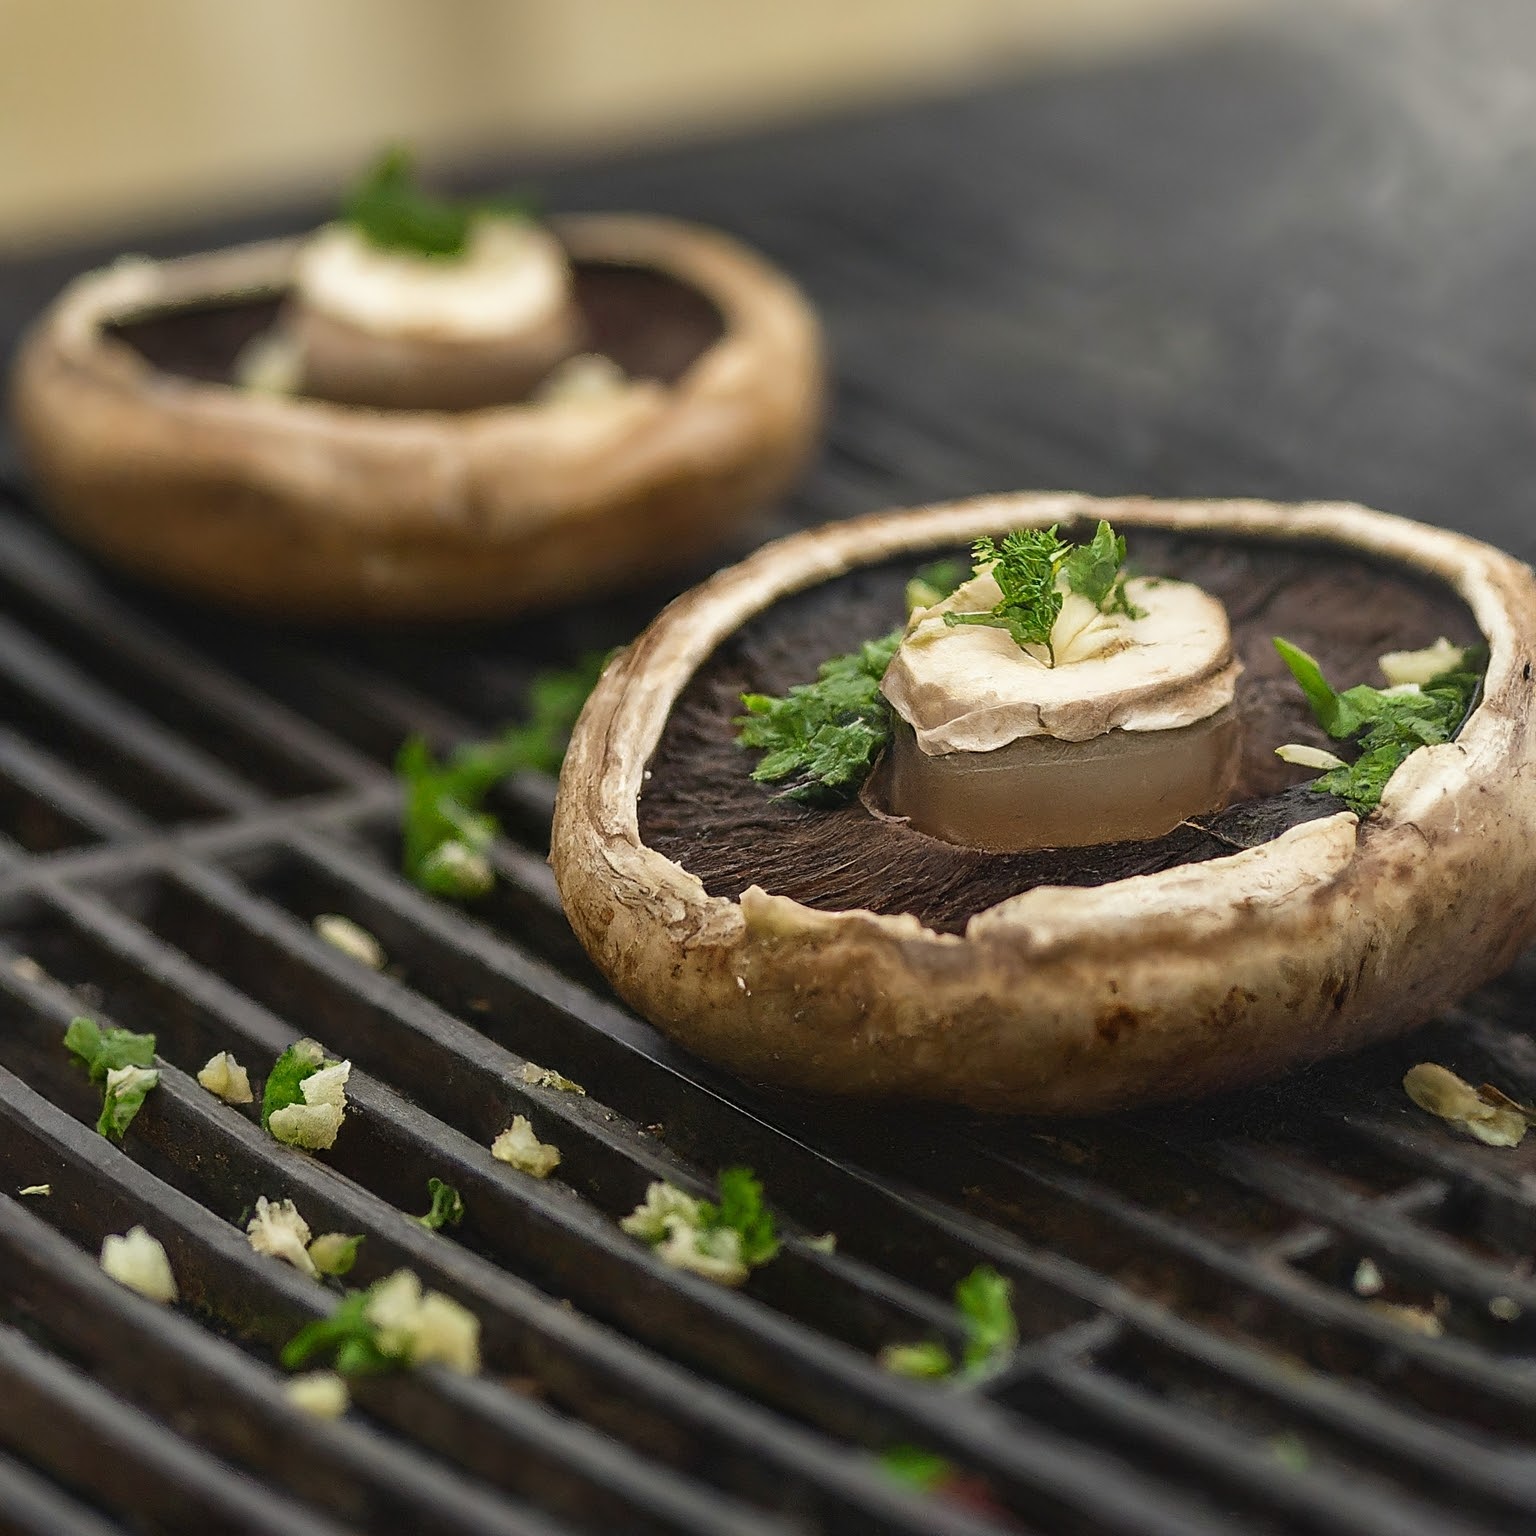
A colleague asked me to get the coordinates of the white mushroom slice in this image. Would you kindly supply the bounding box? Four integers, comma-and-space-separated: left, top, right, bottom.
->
1379, 637, 1465, 687
879, 573, 1241, 849
290, 218, 582, 410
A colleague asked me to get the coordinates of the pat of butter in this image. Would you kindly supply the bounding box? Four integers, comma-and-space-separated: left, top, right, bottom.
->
294, 218, 571, 343
882, 574, 1239, 754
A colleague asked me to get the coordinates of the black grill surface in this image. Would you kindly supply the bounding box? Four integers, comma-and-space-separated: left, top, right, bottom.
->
5, 5, 1536, 1533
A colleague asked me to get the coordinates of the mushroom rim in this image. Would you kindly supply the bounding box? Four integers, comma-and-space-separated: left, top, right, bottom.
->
558, 492, 1534, 952
34, 213, 788, 429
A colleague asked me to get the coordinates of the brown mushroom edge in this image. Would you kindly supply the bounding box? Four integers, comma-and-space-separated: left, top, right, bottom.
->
10, 216, 823, 620
551, 494, 1536, 1114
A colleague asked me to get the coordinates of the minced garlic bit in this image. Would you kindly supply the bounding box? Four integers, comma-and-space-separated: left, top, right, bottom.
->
1403, 1063, 1530, 1148
1489, 1296, 1522, 1322
1368, 1299, 1446, 1338
533, 351, 628, 407
518, 1063, 586, 1095
1378, 637, 1465, 688
18, 1184, 50, 1197
284, 1370, 350, 1419
233, 329, 305, 397
247, 1196, 317, 1278
197, 1051, 254, 1105
313, 913, 386, 971
1351, 1258, 1384, 1297
100, 1226, 178, 1303
365, 1270, 480, 1373
307, 1232, 363, 1278
9, 955, 44, 983
269, 1060, 351, 1151
655, 1222, 749, 1287
491, 1115, 561, 1178
1275, 743, 1348, 771
804, 1232, 838, 1254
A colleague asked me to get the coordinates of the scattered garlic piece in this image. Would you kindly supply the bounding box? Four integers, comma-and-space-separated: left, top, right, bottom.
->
1378, 638, 1465, 688
1351, 1258, 1384, 1297
313, 914, 386, 970
284, 1371, 350, 1419
18, 1184, 50, 1198
363, 1269, 480, 1374
234, 329, 305, 397
1403, 1063, 1529, 1148
533, 352, 628, 406
1275, 743, 1348, 771
197, 1051, 254, 1105
247, 1196, 318, 1278
307, 1232, 363, 1278
100, 1226, 178, 1303
518, 1063, 586, 1095
491, 1115, 561, 1178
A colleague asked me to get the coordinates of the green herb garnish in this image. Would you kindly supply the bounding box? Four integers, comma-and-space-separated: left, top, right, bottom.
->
282, 1270, 481, 1377
1273, 638, 1483, 814
398, 652, 608, 898
735, 629, 902, 805
944, 519, 1142, 660
699, 1167, 779, 1267
879, 1264, 1018, 1382
342, 146, 531, 260
879, 1446, 955, 1492
64, 1017, 160, 1140
283, 1288, 396, 1376
416, 1178, 465, 1231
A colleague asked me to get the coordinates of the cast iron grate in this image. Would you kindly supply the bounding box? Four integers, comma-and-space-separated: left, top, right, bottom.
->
6, 9, 1536, 1533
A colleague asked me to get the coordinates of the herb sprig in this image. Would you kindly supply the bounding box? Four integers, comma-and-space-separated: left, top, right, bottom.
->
343, 147, 533, 260
880, 1265, 1018, 1382
943, 519, 1141, 661
398, 652, 608, 898
1273, 638, 1483, 814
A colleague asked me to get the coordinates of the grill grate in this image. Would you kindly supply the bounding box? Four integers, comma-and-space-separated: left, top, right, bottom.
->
6, 9, 1536, 1532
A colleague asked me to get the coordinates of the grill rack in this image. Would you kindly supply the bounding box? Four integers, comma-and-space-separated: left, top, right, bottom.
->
6, 16, 1536, 1534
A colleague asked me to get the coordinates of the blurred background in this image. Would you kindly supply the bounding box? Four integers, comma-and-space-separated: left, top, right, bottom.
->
0, 0, 1251, 252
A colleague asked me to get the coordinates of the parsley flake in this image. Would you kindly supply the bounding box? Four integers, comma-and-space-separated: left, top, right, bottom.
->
416, 1178, 465, 1231
64, 1017, 159, 1140
620, 1166, 779, 1286
343, 147, 532, 260
1274, 637, 1483, 814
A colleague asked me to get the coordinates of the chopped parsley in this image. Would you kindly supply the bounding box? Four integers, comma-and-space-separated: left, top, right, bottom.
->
398, 652, 609, 898
735, 629, 902, 805
416, 1178, 465, 1231
64, 1017, 159, 1140
880, 1265, 1018, 1382
343, 146, 532, 260
1273, 638, 1484, 814
879, 1446, 954, 1492
944, 520, 1142, 660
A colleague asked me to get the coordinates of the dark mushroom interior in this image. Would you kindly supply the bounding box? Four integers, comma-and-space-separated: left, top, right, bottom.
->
106, 260, 726, 400
639, 528, 1481, 934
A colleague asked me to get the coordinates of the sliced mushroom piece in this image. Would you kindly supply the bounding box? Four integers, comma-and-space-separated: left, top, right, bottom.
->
288, 217, 584, 410
10, 216, 823, 621
551, 494, 1536, 1113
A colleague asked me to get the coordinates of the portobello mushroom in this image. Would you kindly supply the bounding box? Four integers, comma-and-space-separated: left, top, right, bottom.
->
551, 493, 1536, 1113
10, 216, 822, 620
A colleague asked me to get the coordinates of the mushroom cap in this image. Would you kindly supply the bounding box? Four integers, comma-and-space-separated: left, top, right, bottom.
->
550, 493, 1536, 1114
10, 216, 823, 621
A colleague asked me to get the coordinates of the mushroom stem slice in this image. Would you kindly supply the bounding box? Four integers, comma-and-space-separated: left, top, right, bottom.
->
878, 708, 1241, 851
